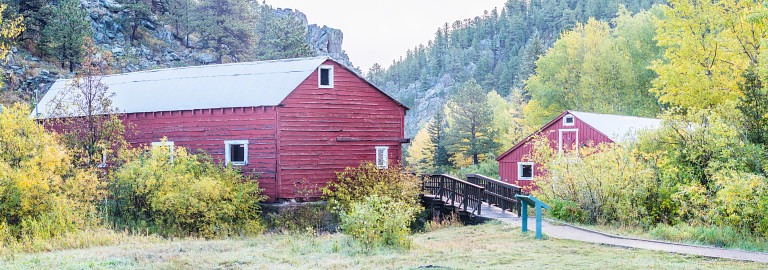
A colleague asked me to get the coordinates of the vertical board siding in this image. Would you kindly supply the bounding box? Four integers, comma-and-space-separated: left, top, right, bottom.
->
497, 114, 613, 189
278, 60, 406, 199
115, 59, 406, 201
122, 106, 280, 199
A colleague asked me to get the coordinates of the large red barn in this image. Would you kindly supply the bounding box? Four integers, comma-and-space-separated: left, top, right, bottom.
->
35, 57, 409, 201
496, 111, 660, 189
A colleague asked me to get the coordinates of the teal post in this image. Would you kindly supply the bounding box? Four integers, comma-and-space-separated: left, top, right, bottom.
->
535, 204, 543, 239
520, 200, 528, 233
515, 194, 550, 240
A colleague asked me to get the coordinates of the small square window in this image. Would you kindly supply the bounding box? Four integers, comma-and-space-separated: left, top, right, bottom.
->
518, 162, 534, 180
563, 114, 575, 126
318, 65, 334, 88
151, 141, 175, 162
225, 140, 248, 166
376, 146, 389, 169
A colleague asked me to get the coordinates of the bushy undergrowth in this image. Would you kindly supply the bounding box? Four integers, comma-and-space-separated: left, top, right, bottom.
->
324, 162, 421, 213
531, 140, 663, 227
0, 104, 104, 252
324, 163, 422, 250
340, 195, 419, 251
532, 107, 768, 246
107, 144, 266, 238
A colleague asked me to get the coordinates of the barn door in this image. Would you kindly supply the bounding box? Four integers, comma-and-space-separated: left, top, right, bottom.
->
558, 129, 579, 153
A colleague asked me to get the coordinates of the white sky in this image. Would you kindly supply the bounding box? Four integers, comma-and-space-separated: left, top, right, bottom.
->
265, 0, 509, 72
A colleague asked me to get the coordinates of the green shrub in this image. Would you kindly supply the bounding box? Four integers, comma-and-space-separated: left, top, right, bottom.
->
323, 162, 421, 213
548, 199, 588, 224
453, 158, 499, 179
0, 104, 104, 251
340, 195, 419, 250
107, 144, 266, 238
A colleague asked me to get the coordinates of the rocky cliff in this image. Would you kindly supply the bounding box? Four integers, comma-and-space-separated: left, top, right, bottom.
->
1, 1, 354, 104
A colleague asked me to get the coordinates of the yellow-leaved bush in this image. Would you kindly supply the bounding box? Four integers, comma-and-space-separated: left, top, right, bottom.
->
324, 162, 421, 213
0, 104, 103, 246
529, 137, 667, 227
324, 162, 423, 249
107, 143, 266, 238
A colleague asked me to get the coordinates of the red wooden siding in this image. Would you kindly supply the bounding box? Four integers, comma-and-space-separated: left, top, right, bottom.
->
277, 60, 406, 199
497, 113, 613, 189
122, 106, 280, 199
114, 59, 406, 202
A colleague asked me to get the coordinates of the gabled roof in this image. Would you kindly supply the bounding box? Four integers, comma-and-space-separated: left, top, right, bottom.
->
568, 111, 661, 141
496, 110, 661, 161
33, 57, 407, 118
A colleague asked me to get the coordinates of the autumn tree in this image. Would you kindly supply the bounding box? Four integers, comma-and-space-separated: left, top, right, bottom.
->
445, 80, 498, 165
46, 40, 127, 167
487, 90, 525, 151
524, 10, 662, 126
0, 4, 22, 61
42, 0, 91, 72
651, 0, 767, 110
406, 126, 433, 173
0, 104, 103, 245
195, 0, 258, 63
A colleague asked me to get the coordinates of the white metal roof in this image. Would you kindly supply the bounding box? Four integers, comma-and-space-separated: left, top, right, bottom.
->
568, 111, 661, 141
34, 56, 330, 118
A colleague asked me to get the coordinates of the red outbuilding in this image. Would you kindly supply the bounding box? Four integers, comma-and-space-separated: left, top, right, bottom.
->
496, 111, 660, 189
35, 57, 409, 201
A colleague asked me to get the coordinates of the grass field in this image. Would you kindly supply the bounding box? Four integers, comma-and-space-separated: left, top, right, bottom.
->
1, 221, 764, 269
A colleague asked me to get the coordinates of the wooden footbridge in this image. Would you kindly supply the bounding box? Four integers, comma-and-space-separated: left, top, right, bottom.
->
420, 173, 524, 219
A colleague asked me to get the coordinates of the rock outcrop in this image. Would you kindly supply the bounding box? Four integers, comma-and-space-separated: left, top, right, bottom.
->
4, 1, 356, 99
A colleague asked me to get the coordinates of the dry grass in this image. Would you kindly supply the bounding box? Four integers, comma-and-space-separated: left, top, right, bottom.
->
0, 221, 764, 269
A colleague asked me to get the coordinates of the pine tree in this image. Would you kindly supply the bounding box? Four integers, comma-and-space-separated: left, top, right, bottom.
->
254, 5, 314, 60
8, 0, 49, 43
446, 80, 499, 165
163, 0, 195, 47
737, 66, 768, 145
516, 31, 545, 95
195, 0, 258, 63
427, 106, 452, 172
42, 0, 91, 72
119, 0, 154, 43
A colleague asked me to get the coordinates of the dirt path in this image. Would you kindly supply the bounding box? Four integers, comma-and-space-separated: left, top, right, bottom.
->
479, 203, 768, 263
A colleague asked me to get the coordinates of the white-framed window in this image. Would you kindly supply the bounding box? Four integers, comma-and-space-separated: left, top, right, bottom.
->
375, 146, 389, 169
563, 114, 575, 126
151, 141, 175, 162
225, 140, 248, 166
318, 65, 334, 88
518, 162, 534, 181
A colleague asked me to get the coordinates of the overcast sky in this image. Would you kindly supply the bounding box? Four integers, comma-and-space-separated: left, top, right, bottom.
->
265, 0, 508, 72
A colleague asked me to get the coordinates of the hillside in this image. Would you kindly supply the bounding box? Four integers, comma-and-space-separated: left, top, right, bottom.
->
369, 0, 665, 137
0, 0, 354, 106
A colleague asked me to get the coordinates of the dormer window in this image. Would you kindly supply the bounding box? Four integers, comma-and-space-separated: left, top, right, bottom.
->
563, 114, 575, 126
319, 65, 334, 88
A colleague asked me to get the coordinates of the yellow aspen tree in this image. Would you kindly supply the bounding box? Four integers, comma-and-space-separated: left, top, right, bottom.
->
651, 0, 768, 110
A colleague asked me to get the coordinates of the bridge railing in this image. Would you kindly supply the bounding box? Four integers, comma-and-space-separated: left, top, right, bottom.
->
466, 174, 523, 217
422, 174, 485, 216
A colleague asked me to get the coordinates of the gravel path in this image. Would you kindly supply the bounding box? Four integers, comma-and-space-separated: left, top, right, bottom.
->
478, 203, 768, 263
